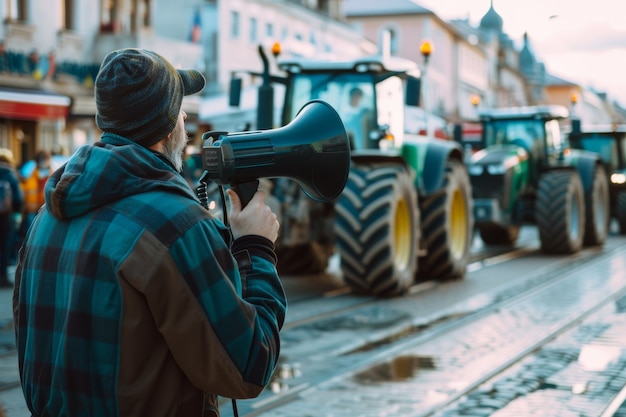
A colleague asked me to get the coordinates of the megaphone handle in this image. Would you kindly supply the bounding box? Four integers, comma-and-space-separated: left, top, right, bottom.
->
232, 179, 259, 208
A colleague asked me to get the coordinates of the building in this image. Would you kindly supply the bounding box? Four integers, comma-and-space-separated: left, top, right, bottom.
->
342, 0, 623, 127
1, 0, 621, 165
341, 0, 489, 124
198, 0, 377, 133
0, 0, 204, 165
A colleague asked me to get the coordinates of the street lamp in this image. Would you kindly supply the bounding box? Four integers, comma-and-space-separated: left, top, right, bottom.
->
271, 42, 281, 59
420, 40, 433, 138
420, 40, 433, 65
570, 91, 578, 119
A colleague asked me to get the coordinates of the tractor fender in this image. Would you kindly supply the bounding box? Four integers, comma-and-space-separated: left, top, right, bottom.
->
401, 139, 464, 196
350, 151, 408, 169
569, 149, 602, 194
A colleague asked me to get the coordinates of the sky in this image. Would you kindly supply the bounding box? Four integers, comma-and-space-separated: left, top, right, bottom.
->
417, 0, 626, 107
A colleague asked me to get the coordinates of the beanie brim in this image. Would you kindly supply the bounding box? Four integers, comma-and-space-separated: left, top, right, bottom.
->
179, 69, 205, 96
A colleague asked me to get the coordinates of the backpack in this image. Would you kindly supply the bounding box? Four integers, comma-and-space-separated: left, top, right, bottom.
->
0, 179, 12, 214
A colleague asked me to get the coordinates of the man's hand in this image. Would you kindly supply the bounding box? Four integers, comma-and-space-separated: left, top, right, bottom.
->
227, 188, 280, 242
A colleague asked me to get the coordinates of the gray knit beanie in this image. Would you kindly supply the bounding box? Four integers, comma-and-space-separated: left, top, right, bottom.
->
95, 48, 206, 147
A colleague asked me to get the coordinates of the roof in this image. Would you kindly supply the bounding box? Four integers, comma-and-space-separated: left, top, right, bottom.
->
342, 0, 433, 17
478, 105, 570, 120
574, 124, 626, 134
544, 73, 576, 87
277, 54, 421, 77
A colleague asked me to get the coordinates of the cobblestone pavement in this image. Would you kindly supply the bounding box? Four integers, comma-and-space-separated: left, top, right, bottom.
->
223, 297, 626, 417
434, 301, 626, 417
224, 248, 626, 417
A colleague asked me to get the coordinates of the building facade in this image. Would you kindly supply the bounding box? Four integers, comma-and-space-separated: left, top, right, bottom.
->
342, 0, 625, 125
0, 0, 204, 165
197, 0, 377, 133
0, 0, 622, 169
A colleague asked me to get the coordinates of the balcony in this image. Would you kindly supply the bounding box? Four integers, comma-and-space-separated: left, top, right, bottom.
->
93, 30, 204, 73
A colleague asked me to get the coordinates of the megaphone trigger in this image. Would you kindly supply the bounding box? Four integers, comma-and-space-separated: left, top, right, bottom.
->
231, 179, 260, 207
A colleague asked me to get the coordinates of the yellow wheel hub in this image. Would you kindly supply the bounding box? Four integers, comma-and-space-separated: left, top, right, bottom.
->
394, 199, 412, 269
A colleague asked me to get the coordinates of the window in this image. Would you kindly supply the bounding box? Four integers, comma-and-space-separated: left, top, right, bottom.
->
317, 0, 329, 14
545, 119, 563, 156
3, 0, 27, 21
100, 0, 114, 32
249, 17, 257, 43
266, 22, 273, 39
141, 0, 151, 27
230, 10, 239, 38
63, 0, 74, 30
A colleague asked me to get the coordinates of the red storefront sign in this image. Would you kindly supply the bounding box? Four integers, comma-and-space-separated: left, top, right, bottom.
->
0, 89, 71, 120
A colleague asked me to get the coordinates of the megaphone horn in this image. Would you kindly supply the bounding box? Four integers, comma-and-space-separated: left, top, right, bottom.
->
201, 100, 351, 207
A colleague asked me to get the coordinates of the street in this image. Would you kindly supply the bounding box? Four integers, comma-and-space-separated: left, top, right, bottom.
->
2, 225, 626, 416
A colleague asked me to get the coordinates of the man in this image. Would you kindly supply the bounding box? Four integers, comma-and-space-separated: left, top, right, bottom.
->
343, 86, 371, 149
18, 149, 51, 243
13, 48, 286, 417
0, 148, 23, 287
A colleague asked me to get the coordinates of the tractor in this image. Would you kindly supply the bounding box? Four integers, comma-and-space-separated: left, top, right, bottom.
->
567, 122, 626, 234
219, 46, 475, 296
458, 105, 610, 252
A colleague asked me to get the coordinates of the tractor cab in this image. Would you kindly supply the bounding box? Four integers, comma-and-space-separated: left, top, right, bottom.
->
277, 55, 421, 153
474, 105, 570, 182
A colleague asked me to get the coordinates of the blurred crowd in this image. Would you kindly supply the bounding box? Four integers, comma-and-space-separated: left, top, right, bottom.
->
0, 148, 53, 287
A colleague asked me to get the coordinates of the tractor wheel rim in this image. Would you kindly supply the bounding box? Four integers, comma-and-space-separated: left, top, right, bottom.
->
450, 188, 467, 259
394, 199, 412, 270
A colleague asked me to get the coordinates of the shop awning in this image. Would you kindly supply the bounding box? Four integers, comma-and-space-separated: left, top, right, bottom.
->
0, 88, 71, 120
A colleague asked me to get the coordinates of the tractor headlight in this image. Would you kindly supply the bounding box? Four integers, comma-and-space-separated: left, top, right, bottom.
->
486, 164, 507, 175
611, 173, 626, 184
468, 165, 484, 176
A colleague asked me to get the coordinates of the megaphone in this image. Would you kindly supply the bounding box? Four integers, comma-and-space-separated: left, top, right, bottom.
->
201, 100, 351, 207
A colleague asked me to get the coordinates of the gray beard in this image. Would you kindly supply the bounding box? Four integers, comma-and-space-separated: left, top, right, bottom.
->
163, 125, 187, 172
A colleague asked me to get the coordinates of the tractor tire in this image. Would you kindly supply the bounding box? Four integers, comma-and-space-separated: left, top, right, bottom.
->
276, 242, 332, 275
417, 161, 474, 280
583, 164, 610, 246
478, 224, 520, 245
536, 170, 585, 254
334, 163, 419, 296
617, 191, 626, 235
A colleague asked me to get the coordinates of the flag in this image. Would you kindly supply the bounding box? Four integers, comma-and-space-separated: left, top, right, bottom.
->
190, 9, 201, 43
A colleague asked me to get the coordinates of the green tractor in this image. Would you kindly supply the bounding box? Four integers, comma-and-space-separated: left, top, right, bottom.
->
226, 47, 474, 296
460, 105, 610, 252
567, 123, 626, 234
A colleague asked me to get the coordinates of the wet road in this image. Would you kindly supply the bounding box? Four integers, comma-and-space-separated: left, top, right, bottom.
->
2, 225, 626, 417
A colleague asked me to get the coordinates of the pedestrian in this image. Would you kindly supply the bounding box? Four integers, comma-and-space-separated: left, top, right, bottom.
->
13, 48, 286, 417
18, 149, 51, 240
0, 148, 23, 288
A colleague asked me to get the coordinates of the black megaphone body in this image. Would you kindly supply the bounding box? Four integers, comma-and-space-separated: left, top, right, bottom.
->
201, 100, 351, 206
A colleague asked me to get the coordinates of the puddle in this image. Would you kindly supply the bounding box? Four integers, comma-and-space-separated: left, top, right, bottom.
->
353, 354, 437, 383
268, 360, 302, 394
578, 344, 622, 371
346, 311, 468, 355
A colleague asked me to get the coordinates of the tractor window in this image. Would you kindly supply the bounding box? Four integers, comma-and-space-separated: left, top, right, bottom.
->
570, 135, 619, 170
483, 119, 543, 153
545, 119, 563, 153
620, 137, 626, 169
286, 73, 375, 149
375, 75, 404, 146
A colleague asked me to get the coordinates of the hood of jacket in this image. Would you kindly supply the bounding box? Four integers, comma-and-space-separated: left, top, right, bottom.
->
45, 133, 199, 220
